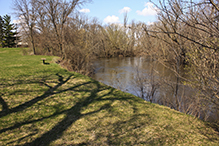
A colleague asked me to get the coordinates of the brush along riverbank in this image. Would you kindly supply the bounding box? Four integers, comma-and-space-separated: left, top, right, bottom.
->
0, 48, 218, 145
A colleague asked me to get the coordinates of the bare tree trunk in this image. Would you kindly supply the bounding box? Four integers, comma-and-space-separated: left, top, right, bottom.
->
13, 0, 38, 55
30, 26, 36, 54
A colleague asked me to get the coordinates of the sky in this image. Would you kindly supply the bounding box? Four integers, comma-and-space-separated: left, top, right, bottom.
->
0, 0, 159, 25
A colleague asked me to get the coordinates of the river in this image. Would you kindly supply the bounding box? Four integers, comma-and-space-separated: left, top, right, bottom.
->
92, 57, 188, 100
92, 57, 219, 122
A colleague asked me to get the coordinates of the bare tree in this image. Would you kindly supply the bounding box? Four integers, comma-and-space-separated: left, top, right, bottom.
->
36, 0, 91, 60
142, 0, 188, 111
14, 0, 39, 54
142, 0, 219, 120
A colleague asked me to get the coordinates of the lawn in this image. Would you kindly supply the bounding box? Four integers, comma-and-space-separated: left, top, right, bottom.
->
0, 48, 218, 145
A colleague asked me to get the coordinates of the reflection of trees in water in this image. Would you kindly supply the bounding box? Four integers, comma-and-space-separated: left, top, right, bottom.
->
92, 57, 219, 122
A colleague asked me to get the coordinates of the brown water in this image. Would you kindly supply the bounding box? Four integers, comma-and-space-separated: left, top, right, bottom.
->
92, 57, 184, 99
92, 57, 219, 122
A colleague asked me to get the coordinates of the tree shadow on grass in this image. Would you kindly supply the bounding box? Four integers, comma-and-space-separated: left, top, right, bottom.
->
24, 83, 113, 146
7, 131, 38, 145
202, 122, 219, 141
0, 71, 120, 145
0, 73, 73, 118
2, 72, 217, 145
0, 70, 144, 146
0, 94, 9, 112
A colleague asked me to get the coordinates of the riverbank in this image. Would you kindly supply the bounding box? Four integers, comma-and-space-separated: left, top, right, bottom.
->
0, 48, 218, 145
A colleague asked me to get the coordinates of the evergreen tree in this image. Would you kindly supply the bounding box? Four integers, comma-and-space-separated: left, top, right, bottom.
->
2, 15, 18, 48
0, 16, 4, 47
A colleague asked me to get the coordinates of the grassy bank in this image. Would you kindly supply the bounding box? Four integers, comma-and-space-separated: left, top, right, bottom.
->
0, 48, 218, 145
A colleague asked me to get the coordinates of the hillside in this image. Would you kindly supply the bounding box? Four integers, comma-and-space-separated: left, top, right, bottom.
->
0, 48, 218, 145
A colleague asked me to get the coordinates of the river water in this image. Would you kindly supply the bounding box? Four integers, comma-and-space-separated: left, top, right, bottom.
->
92, 57, 185, 99
92, 57, 218, 122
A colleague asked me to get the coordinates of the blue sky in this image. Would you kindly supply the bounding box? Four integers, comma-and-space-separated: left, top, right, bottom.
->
0, 0, 14, 18
0, 0, 159, 25
81, 0, 159, 24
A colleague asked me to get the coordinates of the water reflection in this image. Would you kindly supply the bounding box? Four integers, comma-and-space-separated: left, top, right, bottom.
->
92, 57, 176, 97
92, 57, 218, 122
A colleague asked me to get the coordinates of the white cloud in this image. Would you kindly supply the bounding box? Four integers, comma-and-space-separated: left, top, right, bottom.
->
147, 21, 154, 25
13, 17, 26, 31
13, 16, 25, 24
119, 7, 131, 14
13, 19, 20, 24
136, 2, 159, 16
104, 15, 120, 24
79, 8, 90, 13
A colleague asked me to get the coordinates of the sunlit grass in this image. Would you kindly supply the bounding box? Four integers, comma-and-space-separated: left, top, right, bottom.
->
0, 48, 218, 145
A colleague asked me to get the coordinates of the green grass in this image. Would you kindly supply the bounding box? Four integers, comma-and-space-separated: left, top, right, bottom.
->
0, 48, 218, 145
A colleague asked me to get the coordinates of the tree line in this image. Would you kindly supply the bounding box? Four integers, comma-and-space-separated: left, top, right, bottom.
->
0, 15, 18, 48
13, 0, 136, 75
13, 0, 219, 122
